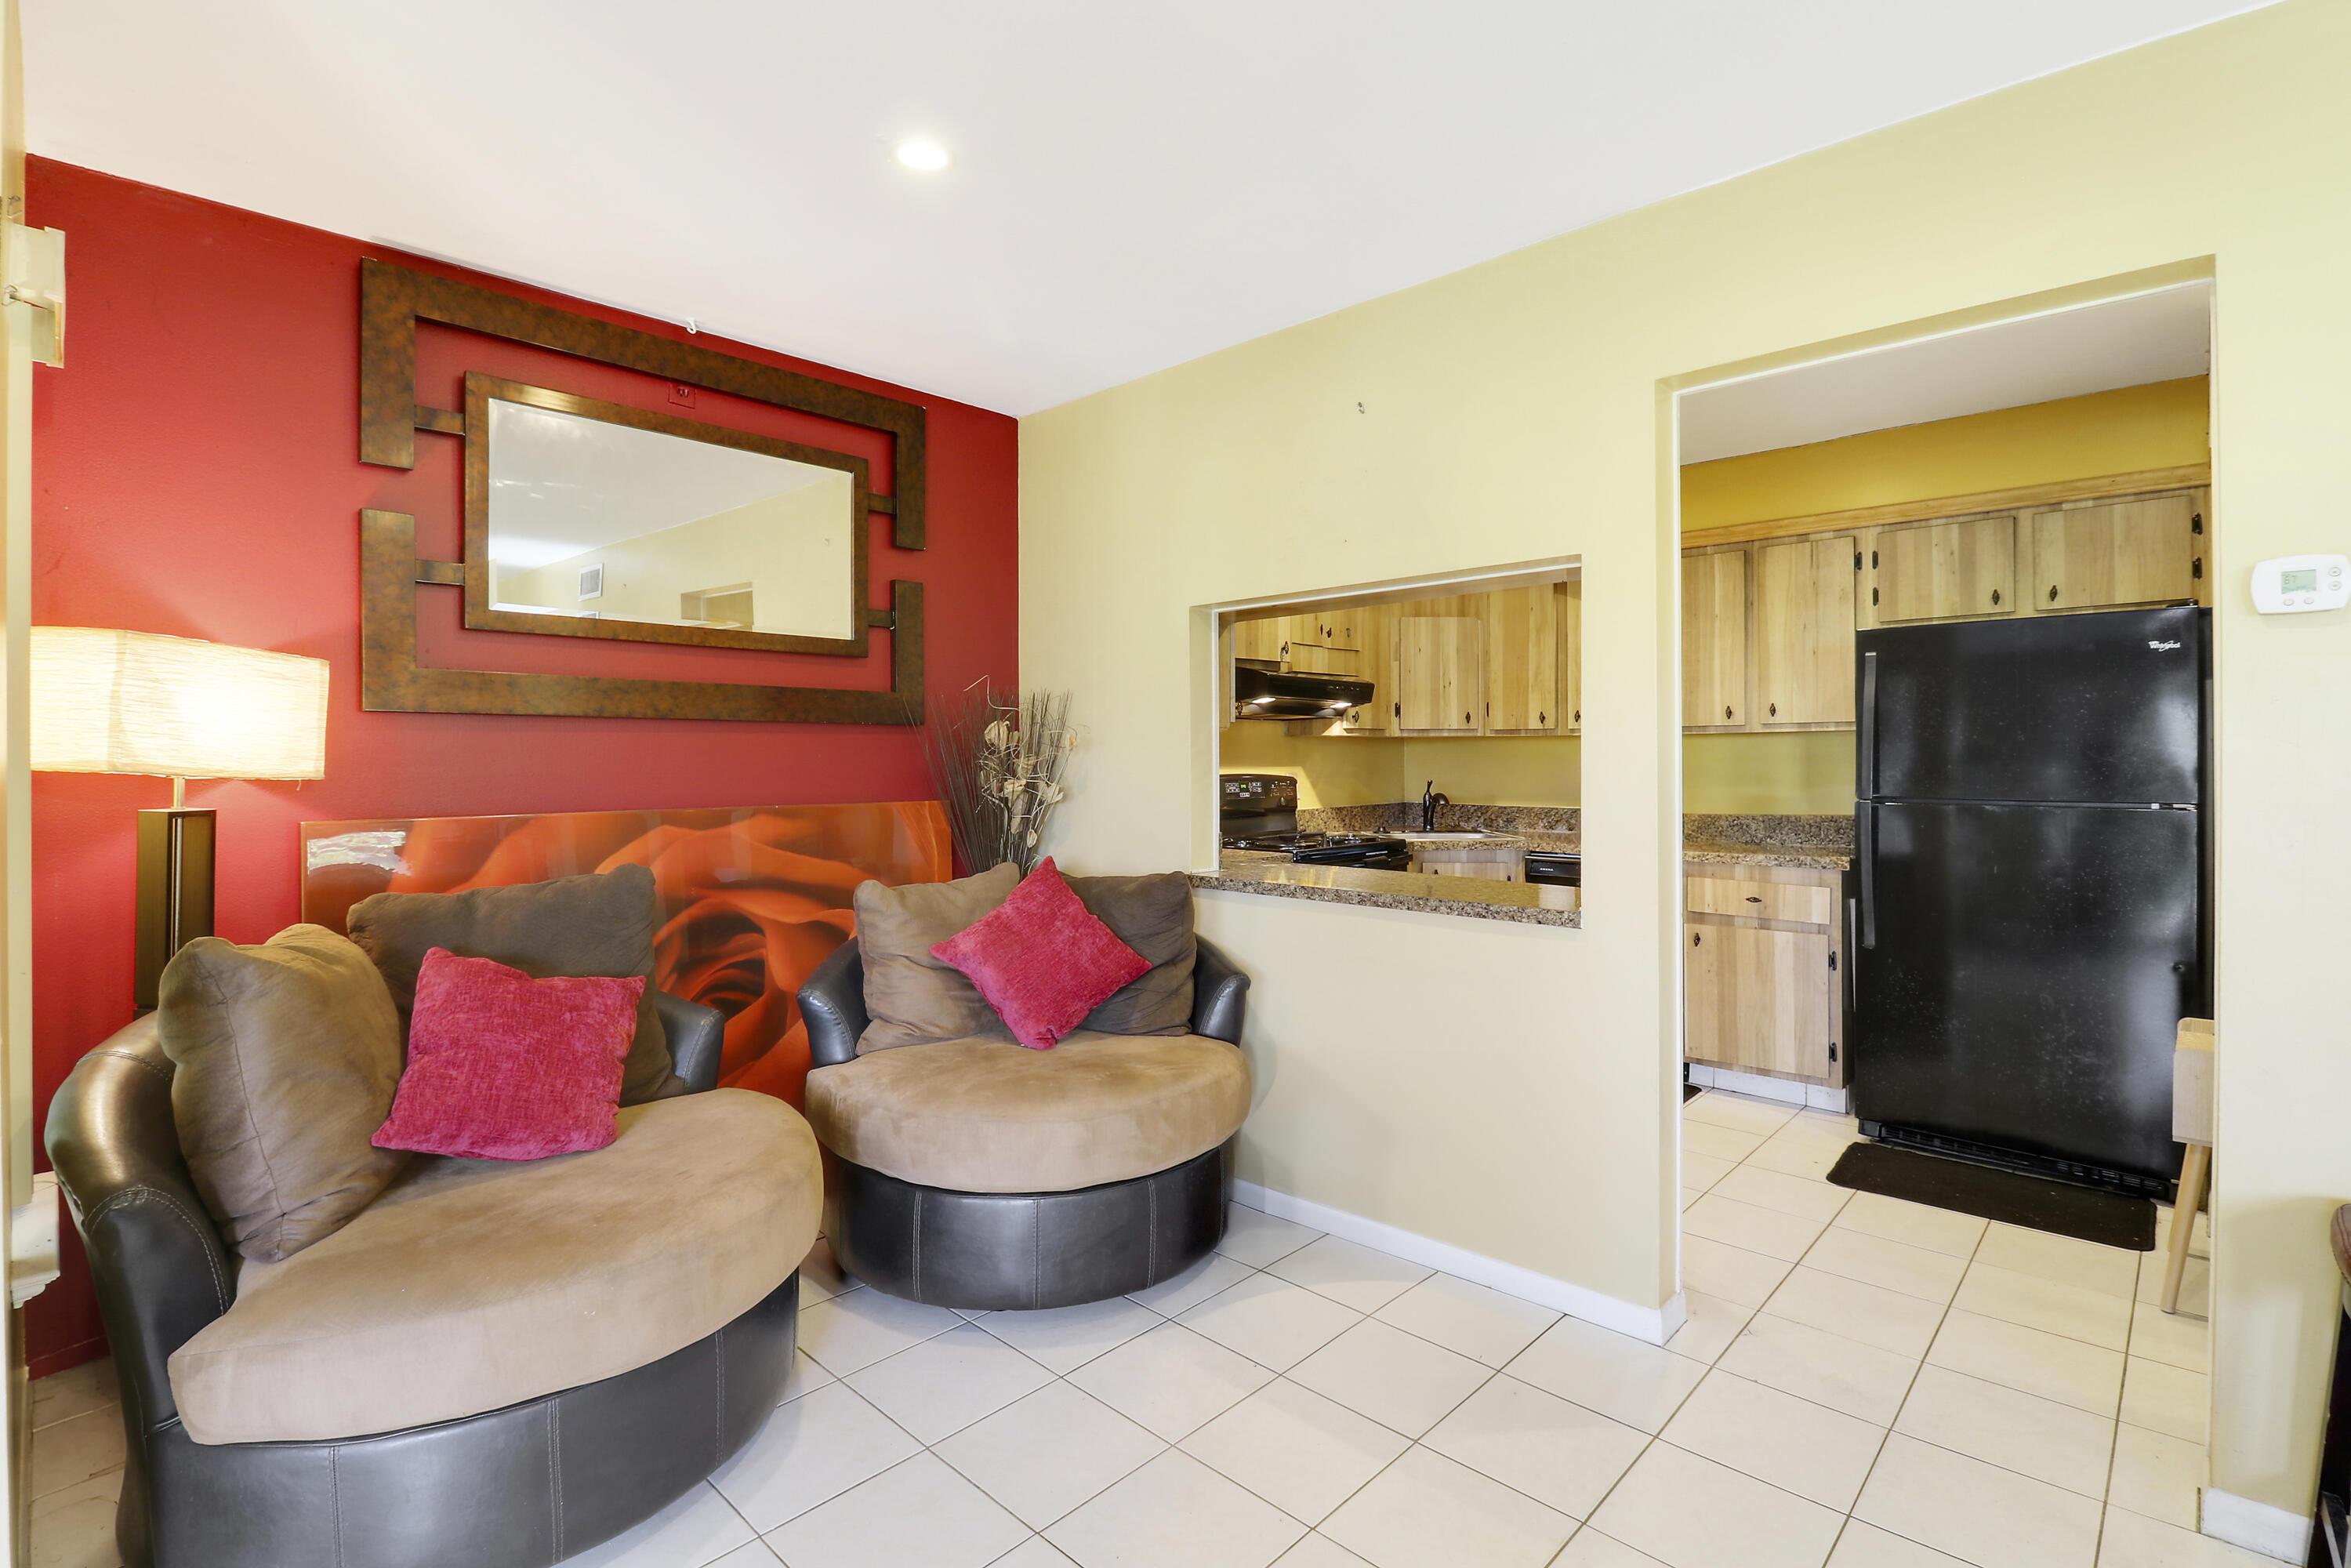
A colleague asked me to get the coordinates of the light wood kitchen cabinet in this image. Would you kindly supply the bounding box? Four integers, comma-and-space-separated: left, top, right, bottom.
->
1481, 585, 1560, 733
1754, 535, 1859, 728
1557, 580, 1582, 735
1232, 610, 1351, 667
1232, 613, 1287, 665
1286, 641, 1359, 675
1874, 514, 2015, 624
1684, 863, 1844, 1085
2032, 493, 2199, 612
1395, 615, 1483, 734
1337, 601, 1395, 733
1682, 550, 1750, 730
1685, 922, 1833, 1080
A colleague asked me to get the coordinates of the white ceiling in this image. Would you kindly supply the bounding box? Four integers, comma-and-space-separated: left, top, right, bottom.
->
1679, 281, 2212, 463
27, 2, 2270, 416
484, 397, 837, 567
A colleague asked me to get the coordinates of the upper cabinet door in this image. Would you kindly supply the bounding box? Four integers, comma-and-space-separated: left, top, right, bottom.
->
1338, 602, 1395, 733
2033, 494, 2199, 612
1755, 535, 1859, 727
1232, 615, 1287, 664
1558, 580, 1583, 734
1481, 585, 1559, 732
1682, 550, 1750, 729
1874, 514, 2016, 624
1396, 615, 1483, 733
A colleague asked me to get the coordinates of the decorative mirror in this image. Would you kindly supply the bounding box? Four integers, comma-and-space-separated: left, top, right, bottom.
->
356, 260, 927, 724
466, 375, 871, 655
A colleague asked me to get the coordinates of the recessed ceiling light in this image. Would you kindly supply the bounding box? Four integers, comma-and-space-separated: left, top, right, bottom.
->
894, 138, 952, 173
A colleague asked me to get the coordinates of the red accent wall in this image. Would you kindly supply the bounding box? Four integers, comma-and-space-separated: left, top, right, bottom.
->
23, 158, 1019, 1374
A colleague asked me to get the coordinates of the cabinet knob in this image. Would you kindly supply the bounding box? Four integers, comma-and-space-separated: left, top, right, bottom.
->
1464, 712, 1473, 726
1693, 932, 1702, 946
1725, 705, 1733, 720
2048, 585, 2059, 602
1990, 589, 2001, 606
1573, 709, 1580, 723
1768, 702, 1776, 717
1538, 713, 1546, 725
1745, 895, 1761, 903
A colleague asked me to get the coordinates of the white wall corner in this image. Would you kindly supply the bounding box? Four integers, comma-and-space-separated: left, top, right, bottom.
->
1232, 1180, 1683, 1345
2200, 1486, 2312, 1564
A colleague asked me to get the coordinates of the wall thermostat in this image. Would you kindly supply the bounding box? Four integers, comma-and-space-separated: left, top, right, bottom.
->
2250, 554, 2349, 614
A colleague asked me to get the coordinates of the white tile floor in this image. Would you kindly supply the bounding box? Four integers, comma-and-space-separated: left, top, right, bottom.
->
28, 1089, 2266, 1568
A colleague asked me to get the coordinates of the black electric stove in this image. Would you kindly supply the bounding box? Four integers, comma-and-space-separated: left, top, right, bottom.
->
1220, 775, 1410, 870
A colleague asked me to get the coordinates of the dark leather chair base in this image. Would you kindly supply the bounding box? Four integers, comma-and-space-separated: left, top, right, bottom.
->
827, 1142, 1235, 1311
129, 1276, 797, 1568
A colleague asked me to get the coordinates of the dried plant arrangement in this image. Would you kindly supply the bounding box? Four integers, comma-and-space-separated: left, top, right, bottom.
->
915, 680, 1077, 876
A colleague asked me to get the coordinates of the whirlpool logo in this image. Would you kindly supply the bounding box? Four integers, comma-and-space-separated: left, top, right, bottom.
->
2148, 640, 2182, 651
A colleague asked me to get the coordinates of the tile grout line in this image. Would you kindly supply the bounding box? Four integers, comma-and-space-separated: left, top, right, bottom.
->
1699, 1093, 2194, 1566
1813, 1184, 1994, 1568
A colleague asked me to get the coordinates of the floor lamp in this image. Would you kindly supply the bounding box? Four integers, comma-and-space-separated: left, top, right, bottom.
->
29, 628, 329, 1008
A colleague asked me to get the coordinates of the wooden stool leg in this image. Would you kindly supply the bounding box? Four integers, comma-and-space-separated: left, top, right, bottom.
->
2162, 1143, 2210, 1315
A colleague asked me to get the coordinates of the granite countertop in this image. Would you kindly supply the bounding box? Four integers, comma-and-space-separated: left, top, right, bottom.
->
1683, 841, 1852, 870
1195, 811, 1845, 924
1189, 858, 1580, 928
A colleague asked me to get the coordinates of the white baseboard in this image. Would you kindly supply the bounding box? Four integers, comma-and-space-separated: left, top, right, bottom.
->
2200, 1487, 2310, 1563
1688, 1064, 1849, 1114
1232, 1179, 1685, 1345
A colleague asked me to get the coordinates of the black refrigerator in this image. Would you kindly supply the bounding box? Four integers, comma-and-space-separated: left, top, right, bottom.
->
1851, 604, 2209, 1193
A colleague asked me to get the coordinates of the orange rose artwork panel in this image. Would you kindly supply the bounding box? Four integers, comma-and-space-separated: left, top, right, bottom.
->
300, 801, 949, 1107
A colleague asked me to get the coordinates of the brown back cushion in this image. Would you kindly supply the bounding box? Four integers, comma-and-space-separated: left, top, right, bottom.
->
347, 864, 680, 1105
853, 862, 1019, 1053
1067, 871, 1196, 1035
157, 924, 411, 1262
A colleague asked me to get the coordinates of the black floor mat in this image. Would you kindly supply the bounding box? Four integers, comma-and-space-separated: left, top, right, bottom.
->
1827, 1140, 2156, 1251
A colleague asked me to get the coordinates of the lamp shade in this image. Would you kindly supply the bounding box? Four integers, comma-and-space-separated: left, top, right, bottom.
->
31, 627, 328, 781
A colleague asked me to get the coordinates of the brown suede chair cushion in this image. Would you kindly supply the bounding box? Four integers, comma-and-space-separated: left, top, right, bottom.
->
348, 864, 680, 1105
1067, 871, 1196, 1035
853, 862, 1019, 1054
805, 1030, 1249, 1192
169, 1089, 821, 1444
156, 924, 410, 1263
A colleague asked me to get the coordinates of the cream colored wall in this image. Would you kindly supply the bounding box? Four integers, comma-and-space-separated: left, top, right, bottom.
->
1402, 737, 1579, 808
498, 474, 855, 638
1023, 1, 2351, 1519
1217, 722, 1404, 808
1683, 733, 1852, 815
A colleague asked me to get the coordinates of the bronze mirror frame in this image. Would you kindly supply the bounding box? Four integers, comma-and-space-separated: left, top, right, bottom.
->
463, 373, 873, 656
357, 260, 926, 724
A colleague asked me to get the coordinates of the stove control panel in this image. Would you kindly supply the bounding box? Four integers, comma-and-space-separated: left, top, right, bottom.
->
1219, 773, 1298, 812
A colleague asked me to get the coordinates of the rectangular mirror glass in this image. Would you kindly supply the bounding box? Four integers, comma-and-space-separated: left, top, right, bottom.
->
467, 375, 868, 651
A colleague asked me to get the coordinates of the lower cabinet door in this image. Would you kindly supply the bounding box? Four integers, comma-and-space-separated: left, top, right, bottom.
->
1685, 921, 1831, 1079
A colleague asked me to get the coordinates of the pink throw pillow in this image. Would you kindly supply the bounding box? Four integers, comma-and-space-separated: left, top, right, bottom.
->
931, 858, 1152, 1049
372, 947, 645, 1160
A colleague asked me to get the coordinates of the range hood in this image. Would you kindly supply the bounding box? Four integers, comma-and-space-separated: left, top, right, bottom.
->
1232, 662, 1374, 720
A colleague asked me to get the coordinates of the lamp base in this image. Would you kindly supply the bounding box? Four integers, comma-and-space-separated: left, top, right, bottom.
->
135, 808, 216, 1011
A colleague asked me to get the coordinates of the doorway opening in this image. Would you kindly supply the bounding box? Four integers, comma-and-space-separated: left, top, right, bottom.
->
1665, 275, 2215, 1349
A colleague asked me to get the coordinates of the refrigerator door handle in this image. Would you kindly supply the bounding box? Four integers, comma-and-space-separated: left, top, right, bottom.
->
1845, 896, 1860, 1010
1858, 650, 1880, 799
1858, 804, 1878, 949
